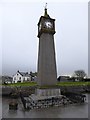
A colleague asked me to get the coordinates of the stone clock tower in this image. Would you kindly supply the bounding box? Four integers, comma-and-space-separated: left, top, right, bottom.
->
37, 8, 57, 86
29, 7, 61, 107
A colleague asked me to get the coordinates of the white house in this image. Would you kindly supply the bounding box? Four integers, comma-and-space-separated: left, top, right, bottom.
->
13, 71, 31, 83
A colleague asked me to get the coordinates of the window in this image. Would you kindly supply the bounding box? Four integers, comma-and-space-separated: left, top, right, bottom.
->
27, 78, 30, 81
14, 77, 16, 80
18, 81, 21, 83
19, 77, 21, 80
23, 77, 25, 82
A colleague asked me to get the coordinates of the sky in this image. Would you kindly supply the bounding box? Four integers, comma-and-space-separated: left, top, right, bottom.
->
0, 0, 88, 77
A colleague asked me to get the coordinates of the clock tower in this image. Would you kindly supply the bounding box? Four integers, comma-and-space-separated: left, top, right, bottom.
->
37, 7, 57, 86
29, 6, 61, 107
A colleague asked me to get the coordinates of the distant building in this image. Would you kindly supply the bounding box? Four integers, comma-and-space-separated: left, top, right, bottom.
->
30, 71, 37, 82
57, 75, 90, 82
2, 76, 13, 84
57, 75, 73, 82
13, 71, 31, 83
83, 76, 90, 82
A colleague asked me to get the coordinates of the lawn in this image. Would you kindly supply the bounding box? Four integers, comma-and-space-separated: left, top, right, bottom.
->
2, 81, 90, 87
6, 82, 37, 87
57, 81, 90, 86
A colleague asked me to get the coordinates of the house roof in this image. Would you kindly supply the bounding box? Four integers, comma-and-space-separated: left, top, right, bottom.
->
2, 76, 12, 80
17, 71, 31, 77
30, 72, 37, 77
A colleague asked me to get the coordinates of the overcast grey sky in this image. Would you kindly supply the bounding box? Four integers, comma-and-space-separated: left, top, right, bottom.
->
1, 1, 88, 76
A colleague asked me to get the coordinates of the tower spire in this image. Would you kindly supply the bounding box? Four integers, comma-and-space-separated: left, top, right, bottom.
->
44, 3, 50, 18
45, 3, 47, 9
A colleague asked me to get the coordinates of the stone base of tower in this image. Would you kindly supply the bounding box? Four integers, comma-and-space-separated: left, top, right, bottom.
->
30, 88, 62, 102
24, 88, 71, 109
36, 88, 61, 96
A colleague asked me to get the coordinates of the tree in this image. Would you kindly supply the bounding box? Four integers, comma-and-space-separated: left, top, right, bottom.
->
73, 70, 87, 81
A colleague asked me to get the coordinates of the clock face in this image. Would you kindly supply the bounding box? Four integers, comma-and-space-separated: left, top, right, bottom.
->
44, 21, 53, 29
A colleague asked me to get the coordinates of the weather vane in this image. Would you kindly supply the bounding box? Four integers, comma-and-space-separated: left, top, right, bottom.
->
44, 3, 47, 9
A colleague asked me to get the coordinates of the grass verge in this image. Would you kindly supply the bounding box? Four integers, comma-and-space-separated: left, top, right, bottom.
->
57, 81, 90, 86
1, 81, 90, 87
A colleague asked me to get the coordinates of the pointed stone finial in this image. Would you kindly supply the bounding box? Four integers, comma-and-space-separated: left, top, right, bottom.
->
45, 3, 47, 9
44, 3, 50, 17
